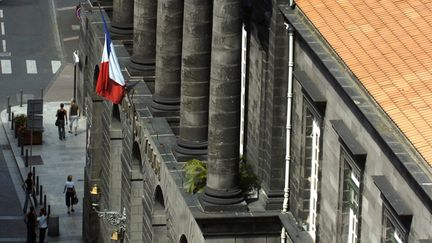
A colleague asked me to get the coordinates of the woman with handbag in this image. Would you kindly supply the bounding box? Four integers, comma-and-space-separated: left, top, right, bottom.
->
63, 175, 76, 214
56, 103, 68, 140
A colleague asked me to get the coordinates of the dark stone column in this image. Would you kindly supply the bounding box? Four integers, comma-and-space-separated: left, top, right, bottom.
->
175, 0, 212, 161
128, 0, 157, 77
200, 0, 246, 211
111, 0, 134, 35
152, 0, 184, 112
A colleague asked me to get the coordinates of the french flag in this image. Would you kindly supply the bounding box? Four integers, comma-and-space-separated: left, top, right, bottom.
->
95, 12, 125, 104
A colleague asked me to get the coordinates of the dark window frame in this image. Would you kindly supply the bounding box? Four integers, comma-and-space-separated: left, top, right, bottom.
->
290, 72, 327, 241
299, 97, 323, 239
381, 200, 409, 243
372, 175, 412, 243
337, 146, 364, 243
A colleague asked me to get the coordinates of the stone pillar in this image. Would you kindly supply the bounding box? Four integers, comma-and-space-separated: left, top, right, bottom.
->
175, 0, 212, 161
111, 0, 134, 35
128, 0, 157, 77
260, 0, 289, 210
152, 0, 184, 112
200, 0, 246, 211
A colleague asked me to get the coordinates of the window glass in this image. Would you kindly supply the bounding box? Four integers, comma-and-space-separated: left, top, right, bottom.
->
304, 107, 321, 241
339, 151, 362, 243
383, 207, 407, 243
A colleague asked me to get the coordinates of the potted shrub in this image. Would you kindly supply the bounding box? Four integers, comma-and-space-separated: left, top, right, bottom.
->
14, 114, 43, 145
183, 157, 261, 199
183, 159, 207, 194
239, 158, 261, 199
14, 114, 27, 138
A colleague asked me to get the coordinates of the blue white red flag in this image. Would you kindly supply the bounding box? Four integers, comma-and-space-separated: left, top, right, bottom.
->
95, 12, 125, 104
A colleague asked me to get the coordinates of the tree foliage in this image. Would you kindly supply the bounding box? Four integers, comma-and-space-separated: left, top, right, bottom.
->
183, 159, 207, 194
14, 114, 27, 128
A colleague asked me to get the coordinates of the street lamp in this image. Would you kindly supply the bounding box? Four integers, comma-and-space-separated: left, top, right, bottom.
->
90, 185, 126, 241
73, 50, 80, 100
90, 184, 101, 207
92, 206, 127, 242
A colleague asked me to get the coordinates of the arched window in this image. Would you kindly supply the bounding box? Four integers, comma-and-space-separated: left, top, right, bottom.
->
152, 186, 168, 242
111, 104, 121, 130
179, 234, 188, 243
93, 65, 99, 88
132, 142, 142, 172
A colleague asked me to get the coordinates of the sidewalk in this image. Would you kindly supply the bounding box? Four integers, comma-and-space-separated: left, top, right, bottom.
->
0, 63, 86, 242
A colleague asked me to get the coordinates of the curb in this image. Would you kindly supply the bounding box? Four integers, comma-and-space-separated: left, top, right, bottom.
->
0, 110, 25, 183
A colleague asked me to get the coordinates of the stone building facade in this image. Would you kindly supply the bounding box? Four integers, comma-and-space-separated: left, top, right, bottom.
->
278, 3, 432, 243
76, 0, 432, 242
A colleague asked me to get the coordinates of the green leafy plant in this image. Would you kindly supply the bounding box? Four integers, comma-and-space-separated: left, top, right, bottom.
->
14, 114, 27, 128
183, 159, 207, 193
239, 160, 261, 193
183, 157, 261, 195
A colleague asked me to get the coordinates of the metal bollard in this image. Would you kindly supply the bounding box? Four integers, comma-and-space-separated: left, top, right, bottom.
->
48, 205, 51, 216
39, 185, 43, 205
7, 96, 10, 121
8, 105, 11, 121
11, 112, 14, 130
25, 149, 28, 167
36, 176, 39, 195
43, 195, 46, 210
32, 167, 35, 178
20, 136, 24, 156
20, 89, 23, 107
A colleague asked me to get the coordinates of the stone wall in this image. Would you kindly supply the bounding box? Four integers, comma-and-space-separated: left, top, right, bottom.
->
244, 0, 289, 211
282, 6, 432, 242
79, 8, 209, 242
76, 1, 301, 243
78, 1, 432, 242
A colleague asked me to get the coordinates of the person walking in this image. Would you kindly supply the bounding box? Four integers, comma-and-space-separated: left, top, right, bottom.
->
23, 172, 37, 213
56, 103, 68, 140
68, 99, 80, 136
63, 175, 76, 214
37, 208, 48, 243
24, 206, 37, 243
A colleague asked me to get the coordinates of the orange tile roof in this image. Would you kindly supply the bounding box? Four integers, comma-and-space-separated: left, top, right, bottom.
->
296, 0, 432, 166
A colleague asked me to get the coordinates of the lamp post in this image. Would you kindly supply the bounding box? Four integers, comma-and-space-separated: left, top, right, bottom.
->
28, 113, 42, 170
73, 50, 80, 100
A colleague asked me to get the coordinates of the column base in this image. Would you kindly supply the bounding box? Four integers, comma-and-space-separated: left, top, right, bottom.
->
111, 23, 133, 36
199, 187, 247, 212
261, 190, 284, 210
127, 56, 155, 78
152, 94, 180, 111
175, 138, 208, 162
149, 100, 180, 135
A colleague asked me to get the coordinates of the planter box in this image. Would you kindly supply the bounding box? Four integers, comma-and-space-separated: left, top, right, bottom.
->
18, 130, 43, 145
